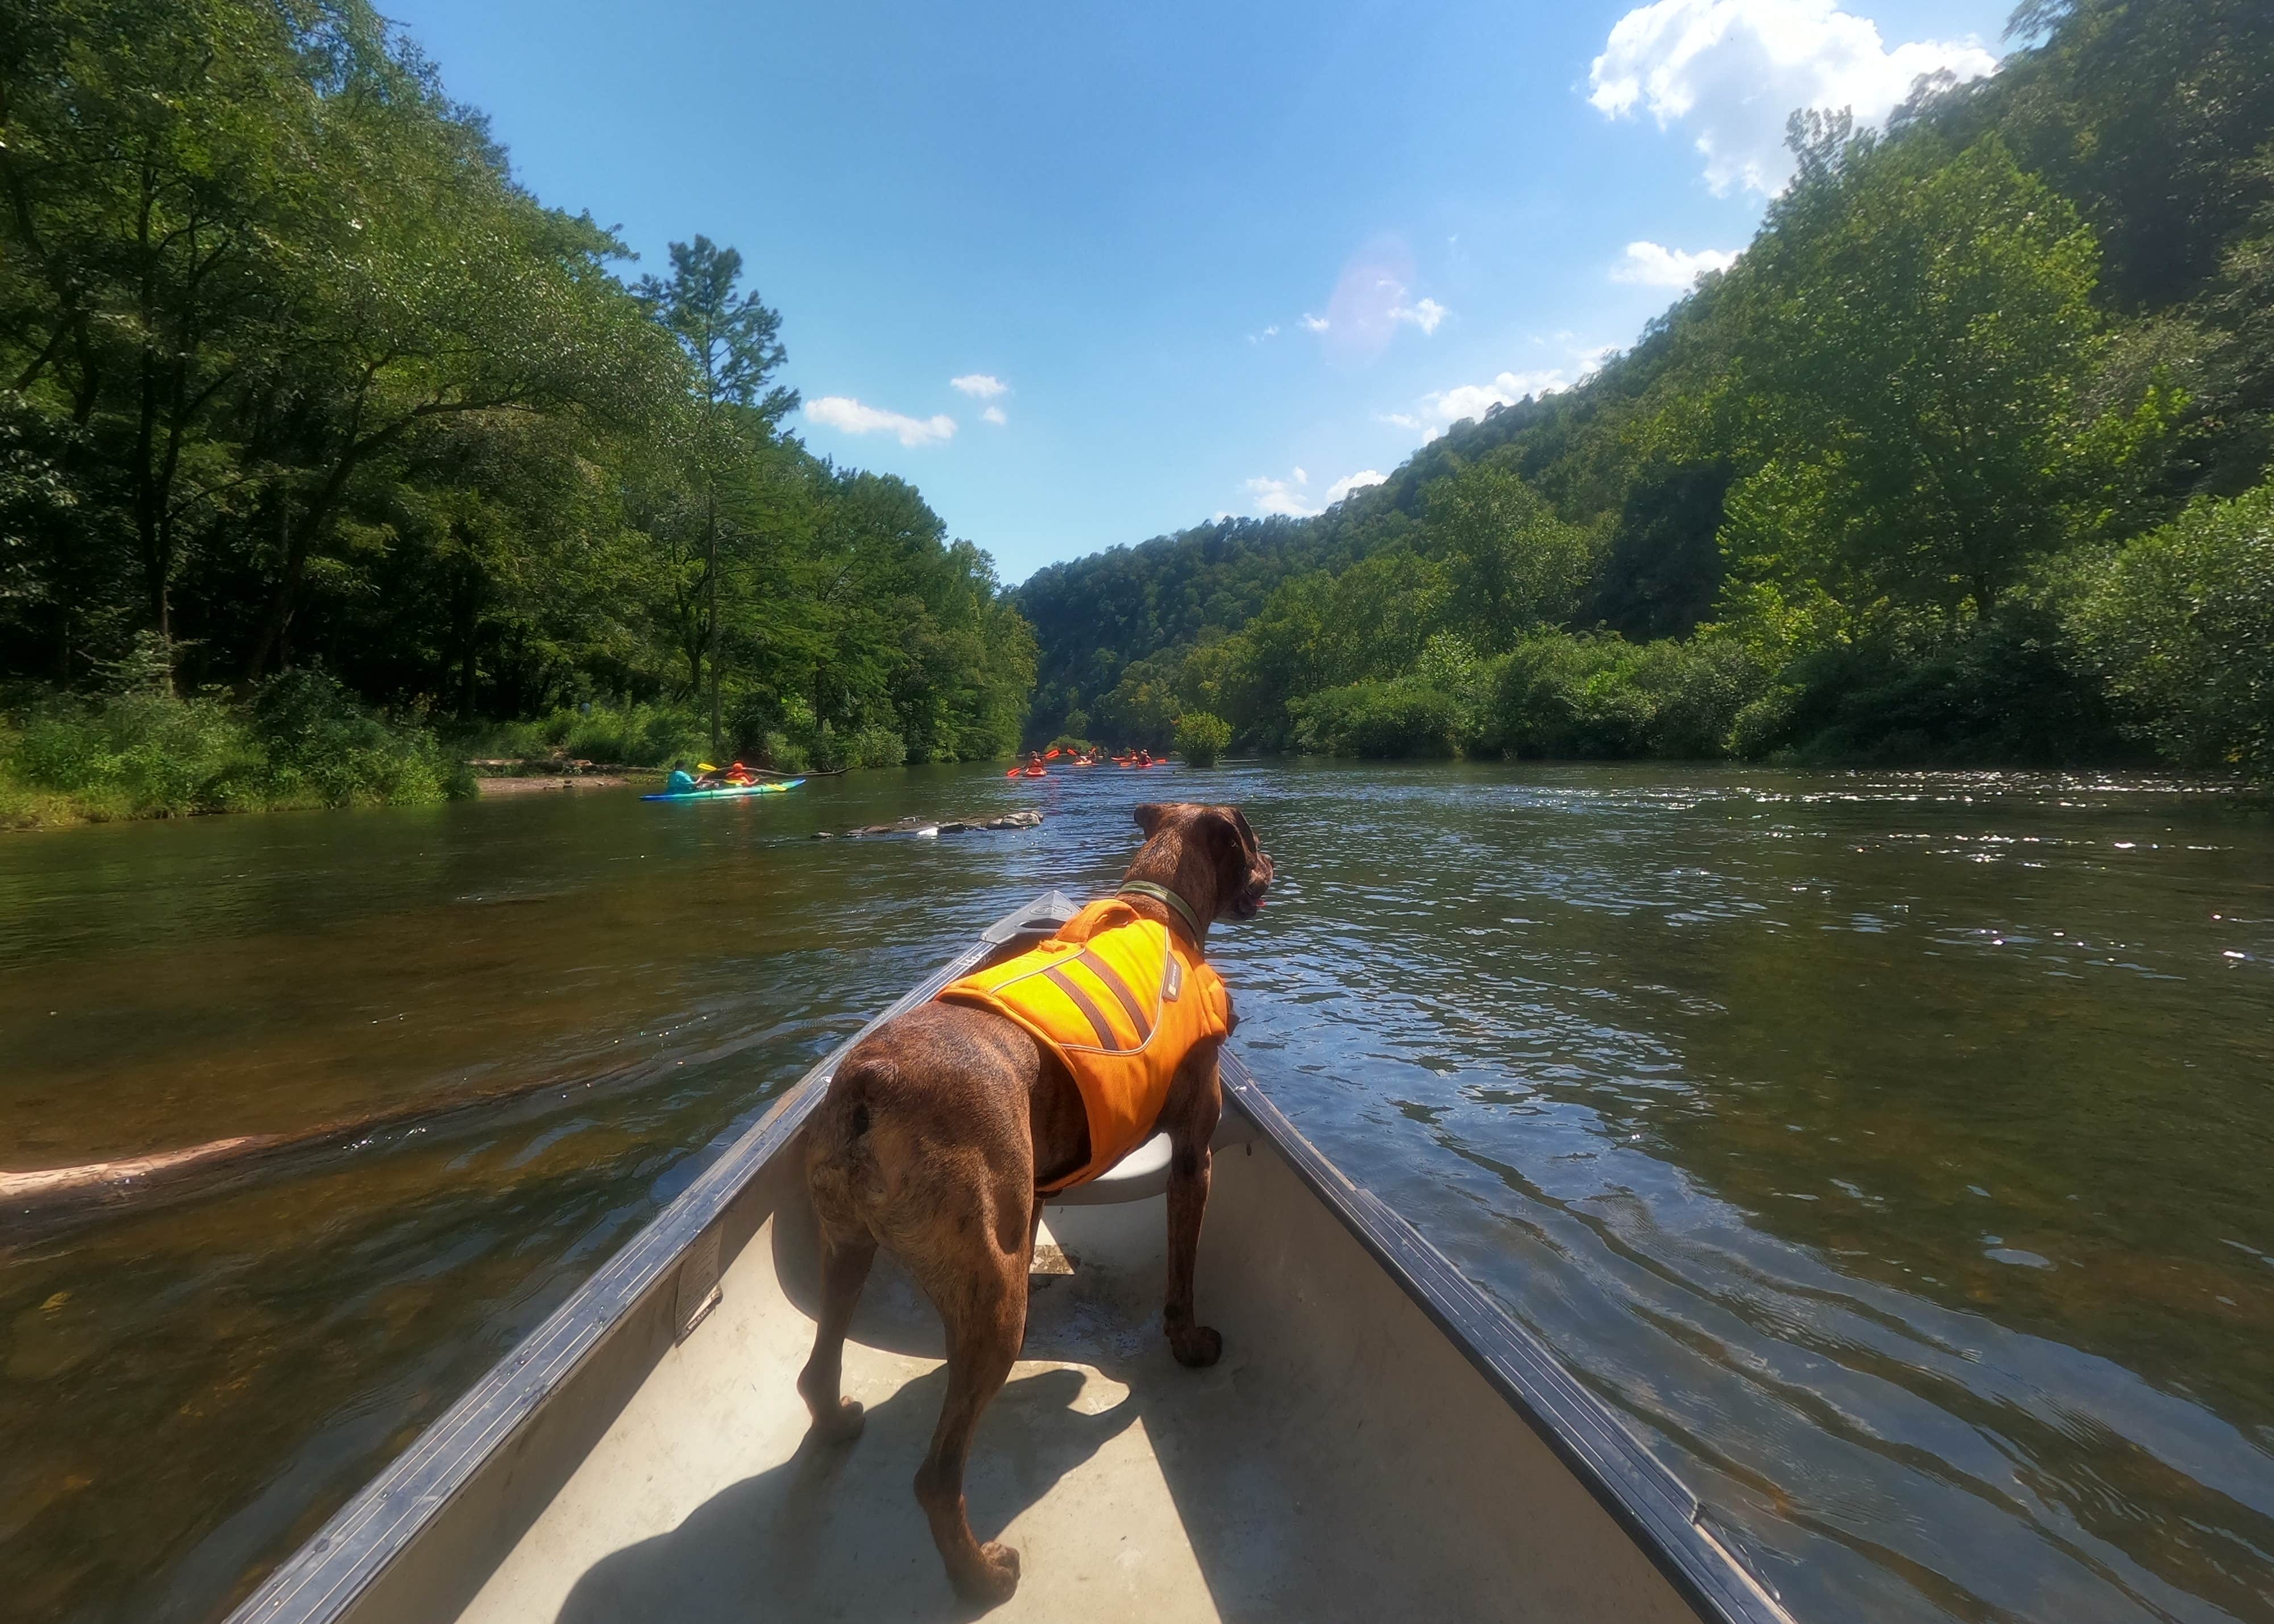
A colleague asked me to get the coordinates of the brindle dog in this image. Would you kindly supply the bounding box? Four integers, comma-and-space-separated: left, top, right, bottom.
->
799, 802, 1273, 1605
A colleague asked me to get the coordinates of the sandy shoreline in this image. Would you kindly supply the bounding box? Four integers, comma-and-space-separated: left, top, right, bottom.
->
473, 774, 636, 796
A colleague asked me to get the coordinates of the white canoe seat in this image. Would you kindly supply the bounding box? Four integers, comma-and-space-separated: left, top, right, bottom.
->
1046, 1111, 1258, 1207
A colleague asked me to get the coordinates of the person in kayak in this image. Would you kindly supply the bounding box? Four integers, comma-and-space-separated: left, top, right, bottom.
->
665, 762, 727, 794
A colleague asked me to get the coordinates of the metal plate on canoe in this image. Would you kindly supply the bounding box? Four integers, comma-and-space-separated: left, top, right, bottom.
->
674, 1225, 723, 1341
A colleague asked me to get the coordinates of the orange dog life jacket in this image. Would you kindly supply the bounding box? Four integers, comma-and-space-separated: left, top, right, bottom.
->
936, 897, 1231, 1193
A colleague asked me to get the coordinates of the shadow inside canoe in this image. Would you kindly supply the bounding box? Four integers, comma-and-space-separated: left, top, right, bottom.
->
553, 1364, 1139, 1624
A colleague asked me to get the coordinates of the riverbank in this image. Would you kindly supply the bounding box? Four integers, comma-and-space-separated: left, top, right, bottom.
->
0, 690, 938, 831
0, 675, 471, 832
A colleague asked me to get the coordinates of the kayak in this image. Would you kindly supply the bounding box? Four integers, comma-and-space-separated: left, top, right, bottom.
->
228, 891, 1792, 1624
1004, 767, 1048, 778
642, 778, 804, 801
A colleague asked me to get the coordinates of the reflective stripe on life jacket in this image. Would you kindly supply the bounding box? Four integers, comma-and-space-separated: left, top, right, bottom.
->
936, 897, 1231, 1193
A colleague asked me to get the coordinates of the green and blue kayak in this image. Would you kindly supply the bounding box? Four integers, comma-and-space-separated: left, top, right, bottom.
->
642, 779, 804, 801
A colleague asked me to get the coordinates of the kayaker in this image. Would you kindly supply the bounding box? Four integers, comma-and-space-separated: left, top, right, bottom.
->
665, 764, 700, 795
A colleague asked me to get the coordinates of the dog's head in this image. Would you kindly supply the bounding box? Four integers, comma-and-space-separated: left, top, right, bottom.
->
1130, 803, 1274, 927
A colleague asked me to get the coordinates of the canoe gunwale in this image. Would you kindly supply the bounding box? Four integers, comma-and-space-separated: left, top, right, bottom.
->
228, 887, 1789, 1624
224, 891, 1082, 1624
1218, 1054, 1790, 1624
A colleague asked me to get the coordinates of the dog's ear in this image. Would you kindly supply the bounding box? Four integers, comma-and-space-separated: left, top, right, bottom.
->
1133, 803, 1173, 838
1198, 805, 1252, 866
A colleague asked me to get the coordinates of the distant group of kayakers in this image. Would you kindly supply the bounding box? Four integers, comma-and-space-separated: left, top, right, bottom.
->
1005, 746, 1163, 778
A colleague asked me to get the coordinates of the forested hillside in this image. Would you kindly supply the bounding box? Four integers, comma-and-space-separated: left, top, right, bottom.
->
1019, 0, 2273, 779
1, 0, 1034, 821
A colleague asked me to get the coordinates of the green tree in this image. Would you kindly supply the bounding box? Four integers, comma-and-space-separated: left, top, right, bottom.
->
1424, 461, 1596, 647
1719, 130, 2164, 617
636, 236, 796, 751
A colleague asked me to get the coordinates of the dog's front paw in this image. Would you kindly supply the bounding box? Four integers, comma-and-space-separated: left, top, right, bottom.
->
1169, 1323, 1223, 1368
953, 1540, 1021, 1606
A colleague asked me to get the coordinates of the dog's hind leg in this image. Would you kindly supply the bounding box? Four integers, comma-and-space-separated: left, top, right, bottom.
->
907, 1171, 1032, 1605
797, 1218, 876, 1443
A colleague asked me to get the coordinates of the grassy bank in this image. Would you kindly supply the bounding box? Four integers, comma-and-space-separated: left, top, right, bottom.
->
2, 686, 977, 832
1, 672, 471, 832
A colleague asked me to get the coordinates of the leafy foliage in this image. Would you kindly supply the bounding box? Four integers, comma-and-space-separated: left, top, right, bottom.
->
2073, 480, 2274, 774
1172, 711, 1231, 766
1015, 0, 2274, 779
0, 0, 1034, 813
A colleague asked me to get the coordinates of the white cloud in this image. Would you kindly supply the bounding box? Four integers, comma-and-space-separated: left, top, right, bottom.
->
1389, 297, 1449, 335
1300, 313, 1330, 333
1425, 369, 1572, 428
806, 396, 957, 447
981, 405, 1007, 426
1575, 343, 1620, 377
1249, 323, 1282, 344
1325, 470, 1388, 505
1612, 240, 1740, 287
1245, 468, 1317, 518
1589, 0, 1997, 196
1379, 411, 1424, 431
949, 373, 1007, 398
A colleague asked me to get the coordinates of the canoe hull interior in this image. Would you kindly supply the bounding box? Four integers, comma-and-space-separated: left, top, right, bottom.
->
437, 1138, 1722, 1623
229, 896, 1790, 1624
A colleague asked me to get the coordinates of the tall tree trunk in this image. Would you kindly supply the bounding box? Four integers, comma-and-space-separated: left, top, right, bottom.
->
455, 550, 482, 720
705, 483, 721, 754
246, 496, 302, 682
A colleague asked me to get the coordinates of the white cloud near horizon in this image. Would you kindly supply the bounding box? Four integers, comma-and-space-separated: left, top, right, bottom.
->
1422, 369, 1574, 430
981, 405, 1007, 426
1326, 470, 1388, 505
949, 373, 1007, 398
1300, 313, 1331, 333
1612, 240, 1740, 286
806, 396, 957, 447
1589, 0, 1998, 196
1246, 467, 1317, 518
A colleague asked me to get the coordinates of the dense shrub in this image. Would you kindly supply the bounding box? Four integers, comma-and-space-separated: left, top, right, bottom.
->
251, 671, 467, 804
2070, 481, 2274, 777
1173, 712, 1231, 766
8, 691, 267, 817
1289, 678, 1464, 757
1763, 608, 2125, 764
2, 670, 463, 824
848, 725, 907, 769
760, 731, 809, 774
457, 702, 709, 768
1488, 634, 1766, 759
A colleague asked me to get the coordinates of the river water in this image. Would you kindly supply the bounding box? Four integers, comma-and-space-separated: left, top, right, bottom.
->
2, 762, 2270, 1623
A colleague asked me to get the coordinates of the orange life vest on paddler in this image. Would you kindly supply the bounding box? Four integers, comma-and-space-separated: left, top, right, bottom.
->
936, 896, 1231, 1193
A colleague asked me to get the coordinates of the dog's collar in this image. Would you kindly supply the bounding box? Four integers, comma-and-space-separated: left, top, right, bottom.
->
1118, 880, 1207, 948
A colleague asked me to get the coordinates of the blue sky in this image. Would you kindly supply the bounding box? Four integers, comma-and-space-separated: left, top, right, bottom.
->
385, 0, 2012, 584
